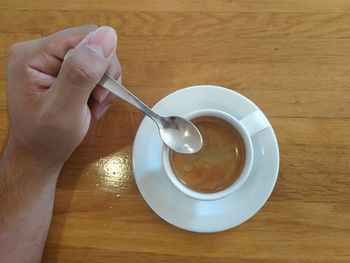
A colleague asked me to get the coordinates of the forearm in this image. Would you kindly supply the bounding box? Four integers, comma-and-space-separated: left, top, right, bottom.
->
0, 142, 61, 263
0, 25, 118, 262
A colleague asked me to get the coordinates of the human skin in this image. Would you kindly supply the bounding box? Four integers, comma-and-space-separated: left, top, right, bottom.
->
0, 25, 121, 262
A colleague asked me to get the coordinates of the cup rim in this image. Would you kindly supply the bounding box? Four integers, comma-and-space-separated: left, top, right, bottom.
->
162, 109, 254, 201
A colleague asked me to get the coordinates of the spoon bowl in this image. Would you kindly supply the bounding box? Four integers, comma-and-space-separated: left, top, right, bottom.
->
64, 49, 202, 154
158, 116, 202, 154
98, 73, 203, 154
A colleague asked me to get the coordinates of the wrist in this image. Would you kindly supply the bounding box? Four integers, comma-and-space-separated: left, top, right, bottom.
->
1, 136, 63, 180
0, 137, 61, 222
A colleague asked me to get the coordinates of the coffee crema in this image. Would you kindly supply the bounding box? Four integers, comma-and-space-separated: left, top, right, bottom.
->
170, 116, 246, 193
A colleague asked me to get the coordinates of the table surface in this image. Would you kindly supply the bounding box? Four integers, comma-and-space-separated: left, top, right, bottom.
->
1, 0, 350, 262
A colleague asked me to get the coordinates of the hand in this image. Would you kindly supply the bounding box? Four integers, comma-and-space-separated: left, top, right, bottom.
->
5, 25, 121, 174
1, 26, 121, 262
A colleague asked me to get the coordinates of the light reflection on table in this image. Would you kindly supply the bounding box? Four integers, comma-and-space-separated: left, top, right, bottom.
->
83, 146, 134, 194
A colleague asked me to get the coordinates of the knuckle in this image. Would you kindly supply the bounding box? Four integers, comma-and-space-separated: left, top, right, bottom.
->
8, 42, 23, 57
8, 42, 29, 73
45, 40, 58, 54
8, 43, 24, 69
63, 55, 100, 85
84, 24, 98, 31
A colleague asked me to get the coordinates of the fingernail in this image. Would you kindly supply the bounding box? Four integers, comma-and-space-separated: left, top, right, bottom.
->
87, 26, 117, 59
96, 89, 109, 103
117, 75, 122, 84
96, 104, 112, 120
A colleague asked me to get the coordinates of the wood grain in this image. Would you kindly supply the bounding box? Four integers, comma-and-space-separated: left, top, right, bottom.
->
3, 10, 350, 39
2, 0, 350, 12
0, 0, 349, 262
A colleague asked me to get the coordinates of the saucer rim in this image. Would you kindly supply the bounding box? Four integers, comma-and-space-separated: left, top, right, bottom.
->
132, 85, 280, 233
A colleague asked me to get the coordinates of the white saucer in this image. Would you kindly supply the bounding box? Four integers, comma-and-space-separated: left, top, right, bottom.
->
132, 86, 279, 233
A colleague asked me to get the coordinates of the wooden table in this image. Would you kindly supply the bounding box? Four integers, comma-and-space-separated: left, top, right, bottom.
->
1, 1, 350, 262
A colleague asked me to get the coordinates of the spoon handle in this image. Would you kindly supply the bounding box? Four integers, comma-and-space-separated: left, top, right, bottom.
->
64, 49, 161, 122
99, 73, 160, 121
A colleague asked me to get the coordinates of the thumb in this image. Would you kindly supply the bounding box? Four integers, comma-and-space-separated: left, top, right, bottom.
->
51, 26, 117, 110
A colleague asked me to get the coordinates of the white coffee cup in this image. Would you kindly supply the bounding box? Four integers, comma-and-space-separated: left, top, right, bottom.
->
162, 108, 270, 201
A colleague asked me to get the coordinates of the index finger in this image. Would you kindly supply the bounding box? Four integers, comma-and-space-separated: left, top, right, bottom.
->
43, 25, 98, 59
29, 25, 98, 77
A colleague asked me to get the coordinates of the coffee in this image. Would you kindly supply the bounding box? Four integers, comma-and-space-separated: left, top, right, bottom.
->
170, 116, 246, 193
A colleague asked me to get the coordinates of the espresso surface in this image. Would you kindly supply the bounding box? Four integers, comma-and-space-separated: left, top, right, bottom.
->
170, 116, 246, 193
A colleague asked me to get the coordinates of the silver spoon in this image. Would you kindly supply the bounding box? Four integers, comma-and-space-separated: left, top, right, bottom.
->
98, 73, 203, 154
64, 49, 202, 154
